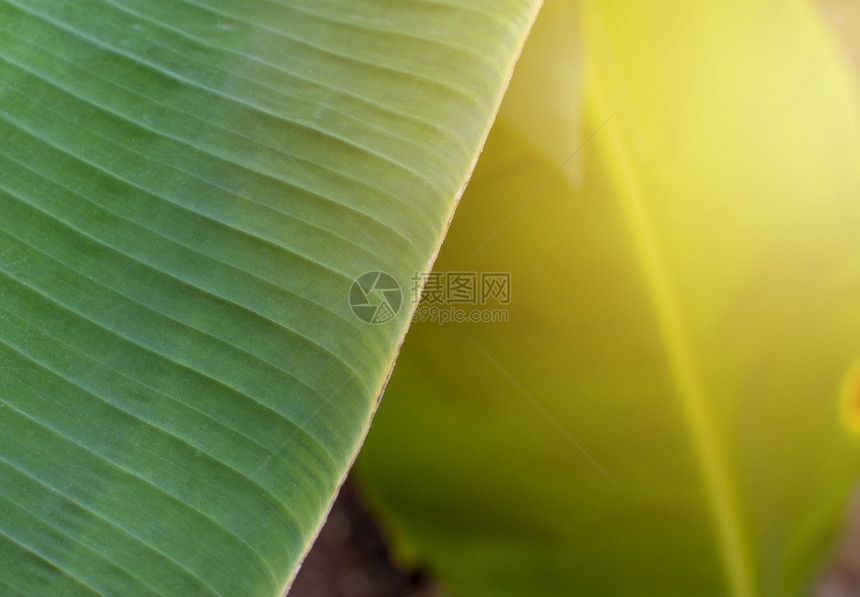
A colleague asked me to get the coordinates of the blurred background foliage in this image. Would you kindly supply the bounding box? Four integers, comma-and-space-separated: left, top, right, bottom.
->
352, 0, 860, 595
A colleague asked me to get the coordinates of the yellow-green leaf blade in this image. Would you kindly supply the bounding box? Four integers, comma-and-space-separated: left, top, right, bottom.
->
0, 0, 541, 594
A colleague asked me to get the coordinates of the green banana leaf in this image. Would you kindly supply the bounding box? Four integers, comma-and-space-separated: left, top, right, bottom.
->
356, 1, 860, 595
0, 0, 541, 594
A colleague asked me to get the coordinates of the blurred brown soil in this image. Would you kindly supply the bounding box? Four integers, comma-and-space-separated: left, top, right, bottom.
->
287, 476, 440, 597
